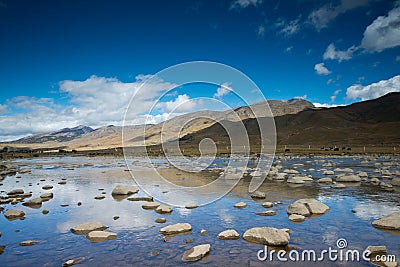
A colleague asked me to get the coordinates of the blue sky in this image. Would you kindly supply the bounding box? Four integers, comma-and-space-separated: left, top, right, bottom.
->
0, 0, 399, 140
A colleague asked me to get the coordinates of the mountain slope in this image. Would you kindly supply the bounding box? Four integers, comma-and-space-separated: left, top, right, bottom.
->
179, 92, 400, 146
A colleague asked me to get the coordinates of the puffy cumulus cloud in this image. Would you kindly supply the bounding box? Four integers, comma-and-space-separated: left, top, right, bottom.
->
323, 43, 358, 62
346, 75, 400, 101
312, 102, 344, 108
0, 75, 178, 141
360, 2, 400, 52
314, 63, 331, 75
230, 0, 262, 9
213, 82, 233, 98
308, 0, 369, 31
0, 104, 9, 114
159, 94, 200, 113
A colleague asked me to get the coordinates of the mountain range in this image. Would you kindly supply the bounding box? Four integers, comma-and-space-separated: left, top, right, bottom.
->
2, 93, 399, 151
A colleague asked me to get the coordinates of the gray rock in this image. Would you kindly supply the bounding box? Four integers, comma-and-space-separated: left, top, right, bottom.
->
283, 169, 299, 174
334, 168, 354, 173
391, 178, 400, 186
234, 202, 247, 208
331, 183, 346, 188
358, 171, 368, 178
185, 204, 198, 209
155, 204, 173, 214
22, 197, 43, 207
62, 257, 84, 267
200, 229, 208, 236
288, 214, 305, 222
218, 229, 240, 240
155, 218, 166, 223
142, 202, 160, 210
287, 199, 329, 216
182, 244, 210, 262
262, 202, 273, 208
111, 185, 139, 195
40, 193, 54, 200
4, 209, 25, 220
127, 196, 153, 201
250, 191, 266, 199
86, 231, 117, 243
366, 245, 387, 255
318, 178, 333, 183
159, 223, 192, 235
19, 240, 39, 246
243, 227, 290, 246
336, 175, 361, 182
256, 211, 276, 216
70, 222, 108, 235
42, 185, 53, 190
372, 212, 400, 230
7, 189, 24, 195
287, 177, 306, 184
323, 170, 334, 175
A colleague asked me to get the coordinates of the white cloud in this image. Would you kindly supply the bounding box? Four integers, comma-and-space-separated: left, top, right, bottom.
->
160, 94, 199, 113
360, 2, 400, 52
323, 43, 357, 62
330, 89, 342, 102
294, 94, 307, 100
312, 102, 344, 108
308, 0, 369, 31
275, 17, 301, 36
396, 55, 400, 61
213, 82, 233, 98
0, 104, 8, 114
230, 0, 262, 9
285, 46, 293, 53
314, 63, 331, 75
346, 75, 400, 101
257, 25, 265, 37
0, 75, 178, 141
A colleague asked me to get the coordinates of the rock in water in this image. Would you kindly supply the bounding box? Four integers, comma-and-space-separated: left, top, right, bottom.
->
182, 244, 210, 262
19, 240, 39, 246
142, 202, 160, 210
42, 185, 53, 190
391, 178, 400, 186
256, 211, 276, 216
287, 199, 329, 216
155, 218, 166, 223
70, 222, 107, 234
262, 202, 273, 208
111, 185, 139, 195
4, 209, 25, 220
218, 230, 240, 240
159, 223, 192, 235
86, 231, 117, 243
62, 257, 84, 267
234, 202, 247, 208
288, 214, 305, 222
7, 189, 24, 195
250, 191, 266, 199
243, 227, 290, 246
23, 197, 43, 207
155, 205, 172, 214
40, 193, 54, 201
372, 212, 400, 230
335, 175, 361, 182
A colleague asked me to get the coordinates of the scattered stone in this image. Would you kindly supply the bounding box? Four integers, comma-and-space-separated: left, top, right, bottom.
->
366, 245, 387, 255
323, 170, 334, 175
371, 177, 380, 184
0, 245, 4, 254
289, 214, 305, 222
111, 185, 139, 195
200, 229, 208, 236
351, 210, 357, 213
331, 183, 346, 189
185, 204, 198, 209
286, 177, 306, 184
283, 169, 299, 174
94, 196, 105, 200
18, 168, 31, 174
77, 202, 82, 206
185, 238, 193, 243
60, 204, 69, 207
155, 218, 166, 223
243, 227, 290, 246
318, 178, 333, 184
42, 185, 53, 190
234, 202, 247, 208
150, 251, 159, 257
262, 202, 273, 208
372, 212, 400, 230
7, 189, 24, 195
42, 209, 49, 215
182, 244, 210, 262
19, 240, 39, 246
62, 257, 84, 267
250, 191, 266, 199
142, 202, 160, 210
113, 216, 119, 220
70, 222, 108, 235
40, 193, 53, 200
4, 209, 25, 220
127, 196, 153, 202
23, 197, 43, 207
58, 180, 67, 185
335, 175, 361, 182
218, 229, 240, 240
155, 204, 173, 214
391, 178, 400, 186
358, 172, 368, 178
86, 231, 117, 243
287, 199, 329, 216
159, 223, 192, 235
256, 211, 276, 216
334, 168, 353, 173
